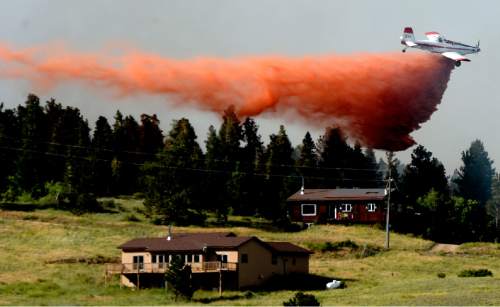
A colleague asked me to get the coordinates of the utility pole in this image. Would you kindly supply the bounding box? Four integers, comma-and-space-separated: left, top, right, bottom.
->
385, 158, 392, 250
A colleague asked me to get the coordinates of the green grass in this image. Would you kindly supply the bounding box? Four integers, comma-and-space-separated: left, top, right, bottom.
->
1, 198, 500, 305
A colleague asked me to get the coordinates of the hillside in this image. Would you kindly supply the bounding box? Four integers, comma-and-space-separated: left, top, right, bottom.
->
1, 197, 500, 305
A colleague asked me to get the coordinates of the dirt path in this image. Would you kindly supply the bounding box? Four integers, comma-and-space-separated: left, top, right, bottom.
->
430, 243, 460, 253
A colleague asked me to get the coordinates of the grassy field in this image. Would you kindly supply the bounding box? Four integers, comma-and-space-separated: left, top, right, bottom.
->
1, 198, 500, 305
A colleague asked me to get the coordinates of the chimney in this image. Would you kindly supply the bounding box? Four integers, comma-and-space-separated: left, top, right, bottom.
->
167, 225, 172, 241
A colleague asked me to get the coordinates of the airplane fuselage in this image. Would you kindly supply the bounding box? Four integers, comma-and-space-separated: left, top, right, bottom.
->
409, 39, 479, 56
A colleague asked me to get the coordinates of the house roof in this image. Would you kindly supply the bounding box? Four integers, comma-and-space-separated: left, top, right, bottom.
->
119, 232, 249, 252
266, 242, 313, 255
118, 232, 312, 255
287, 188, 386, 202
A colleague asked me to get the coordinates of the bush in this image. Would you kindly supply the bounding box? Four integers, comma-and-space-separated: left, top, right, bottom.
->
38, 181, 64, 204
308, 240, 359, 252
458, 269, 493, 277
355, 244, 382, 258
437, 272, 446, 278
123, 214, 140, 222
133, 192, 145, 199
283, 292, 320, 306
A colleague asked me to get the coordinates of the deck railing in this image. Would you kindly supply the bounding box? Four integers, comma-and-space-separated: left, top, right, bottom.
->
106, 261, 238, 275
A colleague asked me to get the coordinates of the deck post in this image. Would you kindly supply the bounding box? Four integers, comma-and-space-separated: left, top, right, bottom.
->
219, 261, 222, 297
137, 267, 140, 290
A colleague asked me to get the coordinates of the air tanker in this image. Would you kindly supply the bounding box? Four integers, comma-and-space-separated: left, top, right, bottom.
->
400, 27, 480, 67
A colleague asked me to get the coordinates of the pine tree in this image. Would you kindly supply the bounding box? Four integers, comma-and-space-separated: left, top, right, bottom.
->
139, 114, 163, 156
91, 116, 113, 195
397, 145, 449, 234
143, 118, 205, 225
296, 132, 318, 188
111, 112, 141, 194
486, 173, 500, 237
0, 103, 19, 196
401, 145, 449, 204
317, 127, 353, 188
14, 94, 48, 196
262, 125, 295, 221
216, 106, 243, 220
204, 125, 225, 218
454, 139, 495, 239
297, 132, 317, 169
165, 255, 194, 300
363, 148, 383, 188
238, 117, 264, 215
455, 140, 494, 205
218, 106, 242, 165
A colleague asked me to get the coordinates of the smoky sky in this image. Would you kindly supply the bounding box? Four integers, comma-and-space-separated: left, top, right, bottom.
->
0, 0, 497, 172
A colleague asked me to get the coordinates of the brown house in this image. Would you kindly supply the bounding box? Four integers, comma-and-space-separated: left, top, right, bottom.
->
287, 188, 386, 224
109, 232, 312, 289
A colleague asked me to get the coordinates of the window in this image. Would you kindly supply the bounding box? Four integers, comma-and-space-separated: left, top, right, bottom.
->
217, 254, 228, 263
186, 254, 193, 263
271, 254, 277, 265
301, 204, 317, 216
341, 203, 352, 212
194, 254, 200, 263
172, 254, 184, 264
132, 255, 144, 270
241, 254, 248, 263
367, 203, 377, 212
153, 254, 166, 264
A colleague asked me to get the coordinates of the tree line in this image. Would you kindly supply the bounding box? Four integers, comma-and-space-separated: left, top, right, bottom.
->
0, 94, 498, 242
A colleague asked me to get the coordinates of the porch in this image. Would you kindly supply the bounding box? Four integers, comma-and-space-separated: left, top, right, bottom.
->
105, 261, 238, 275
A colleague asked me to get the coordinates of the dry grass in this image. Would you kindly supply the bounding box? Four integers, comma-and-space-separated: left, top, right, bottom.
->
1, 198, 500, 305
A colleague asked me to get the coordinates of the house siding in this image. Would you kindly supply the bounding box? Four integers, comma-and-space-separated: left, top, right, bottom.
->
237, 240, 276, 288
289, 200, 385, 224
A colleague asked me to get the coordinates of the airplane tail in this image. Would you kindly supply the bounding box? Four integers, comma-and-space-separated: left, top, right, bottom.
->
401, 27, 415, 43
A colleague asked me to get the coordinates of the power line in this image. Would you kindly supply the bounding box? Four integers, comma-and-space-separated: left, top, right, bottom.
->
0, 145, 386, 183
0, 132, 382, 173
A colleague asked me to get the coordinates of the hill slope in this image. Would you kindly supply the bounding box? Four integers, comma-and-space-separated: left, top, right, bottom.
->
1, 198, 500, 305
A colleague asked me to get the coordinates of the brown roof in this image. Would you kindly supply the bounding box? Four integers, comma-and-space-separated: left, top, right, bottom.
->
287, 188, 386, 202
265, 242, 313, 255
118, 232, 253, 252
119, 232, 312, 255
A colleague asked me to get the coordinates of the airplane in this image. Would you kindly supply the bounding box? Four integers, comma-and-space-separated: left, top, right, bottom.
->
400, 27, 480, 67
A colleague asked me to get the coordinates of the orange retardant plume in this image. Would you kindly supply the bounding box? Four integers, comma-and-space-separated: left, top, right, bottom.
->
0, 43, 454, 151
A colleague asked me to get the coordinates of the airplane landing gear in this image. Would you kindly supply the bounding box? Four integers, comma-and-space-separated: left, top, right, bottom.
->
455, 61, 461, 67
402, 48, 406, 53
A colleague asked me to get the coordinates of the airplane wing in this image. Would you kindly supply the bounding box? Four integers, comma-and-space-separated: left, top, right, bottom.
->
425, 32, 442, 42
404, 41, 417, 47
441, 52, 471, 62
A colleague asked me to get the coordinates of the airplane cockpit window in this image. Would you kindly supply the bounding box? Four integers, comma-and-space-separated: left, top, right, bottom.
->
438, 38, 443, 43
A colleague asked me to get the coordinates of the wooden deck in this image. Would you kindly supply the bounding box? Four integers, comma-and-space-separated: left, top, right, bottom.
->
105, 261, 238, 275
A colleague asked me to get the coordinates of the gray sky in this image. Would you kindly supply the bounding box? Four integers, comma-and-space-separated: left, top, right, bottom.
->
0, 0, 498, 175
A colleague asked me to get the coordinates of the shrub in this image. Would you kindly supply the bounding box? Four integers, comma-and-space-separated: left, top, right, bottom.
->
17, 191, 34, 203
355, 244, 382, 258
308, 240, 359, 252
133, 192, 145, 199
38, 181, 64, 204
124, 214, 140, 222
22, 215, 39, 221
243, 290, 254, 299
437, 272, 446, 278
283, 292, 320, 306
458, 269, 493, 277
